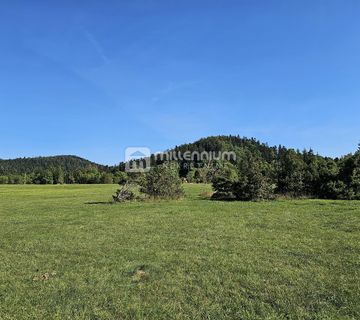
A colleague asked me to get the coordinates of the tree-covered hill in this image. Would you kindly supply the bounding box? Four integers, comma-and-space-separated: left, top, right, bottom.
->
0, 155, 108, 175
172, 135, 279, 161
1, 136, 359, 201
158, 135, 360, 200
0, 156, 115, 185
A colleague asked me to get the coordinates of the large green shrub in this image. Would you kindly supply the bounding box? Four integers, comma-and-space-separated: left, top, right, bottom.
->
212, 156, 275, 201
141, 163, 184, 199
233, 159, 275, 201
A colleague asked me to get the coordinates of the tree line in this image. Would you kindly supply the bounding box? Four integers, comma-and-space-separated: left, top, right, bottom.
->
0, 165, 128, 185
1, 136, 360, 201
210, 147, 360, 200
151, 136, 360, 200
0, 155, 124, 185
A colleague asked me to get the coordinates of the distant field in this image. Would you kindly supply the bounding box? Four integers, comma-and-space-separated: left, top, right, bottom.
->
0, 184, 359, 319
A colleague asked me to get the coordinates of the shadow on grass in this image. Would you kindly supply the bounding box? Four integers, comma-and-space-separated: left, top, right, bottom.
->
196, 196, 235, 201
84, 201, 114, 205
209, 198, 238, 202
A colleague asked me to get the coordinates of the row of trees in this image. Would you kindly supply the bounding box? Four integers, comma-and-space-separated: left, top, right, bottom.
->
112, 144, 360, 203
211, 147, 360, 201
1, 136, 359, 201
0, 166, 127, 185
156, 136, 360, 201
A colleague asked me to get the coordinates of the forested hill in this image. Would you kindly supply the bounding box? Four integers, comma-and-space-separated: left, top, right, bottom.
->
0, 155, 107, 175
1, 136, 359, 199
158, 135, 359, 200
172, 135, 281, 161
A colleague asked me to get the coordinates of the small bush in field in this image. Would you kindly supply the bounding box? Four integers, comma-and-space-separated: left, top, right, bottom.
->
141, 163, 184, 199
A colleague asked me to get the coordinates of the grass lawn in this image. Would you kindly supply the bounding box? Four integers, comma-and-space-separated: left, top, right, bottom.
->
0, 184, 359, 319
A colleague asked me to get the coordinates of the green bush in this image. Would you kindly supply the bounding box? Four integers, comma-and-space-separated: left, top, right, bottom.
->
113, 171, 128, 185
141, 163, 184, 199
212, 156, 275, 201
211, 163, 238, 199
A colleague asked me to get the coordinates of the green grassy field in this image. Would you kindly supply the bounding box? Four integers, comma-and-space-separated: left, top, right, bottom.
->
0, 184, 359, 319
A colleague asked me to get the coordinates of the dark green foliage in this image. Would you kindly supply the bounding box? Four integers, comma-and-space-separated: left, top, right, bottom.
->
113, 171, 128, 185
33, 170, 54, 185
52, 167, 65, 184
211, 163, 238, 199
199, 136, 360, 201
186, 167, 210, 183
233, 155, 275, 201
127, 172, 146, 186
0, 155, 108, 175
276, 149, 305, 196
140, 163, 184, 199
74, 166, 102, 184
64, 172, 76, 184
337, 151, 360, 199
320, 180, 347, 199
0, 156, 113, 184
186, 168, 196, 183
212, 154, 275, 201
101, 173, 114, 184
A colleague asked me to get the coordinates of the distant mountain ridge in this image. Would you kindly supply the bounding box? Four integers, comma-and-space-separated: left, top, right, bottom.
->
1, 135, 354, 175
0, 155, 108, 175
1, 136, 358, 200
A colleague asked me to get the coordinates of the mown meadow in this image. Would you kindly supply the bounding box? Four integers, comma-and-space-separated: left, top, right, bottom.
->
0, 184, 359, 319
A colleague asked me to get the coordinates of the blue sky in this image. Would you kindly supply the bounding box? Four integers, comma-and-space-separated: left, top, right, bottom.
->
1, 0, 359, 165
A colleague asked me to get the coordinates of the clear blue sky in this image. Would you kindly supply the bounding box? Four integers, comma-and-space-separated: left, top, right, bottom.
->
1, 0, 359, 165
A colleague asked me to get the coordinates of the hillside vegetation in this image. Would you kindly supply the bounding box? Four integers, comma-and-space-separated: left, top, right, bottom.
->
0, 155, 112, 184
154, 136, 360, 200
1, 136, 359, 200
0, 155, 110, 174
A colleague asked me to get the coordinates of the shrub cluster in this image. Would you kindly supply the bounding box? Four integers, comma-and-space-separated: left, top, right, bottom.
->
113, 163, 184, 202
211, 148, 360, 201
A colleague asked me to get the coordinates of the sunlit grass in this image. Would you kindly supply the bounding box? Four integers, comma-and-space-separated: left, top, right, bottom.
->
0, 184, 359, 319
